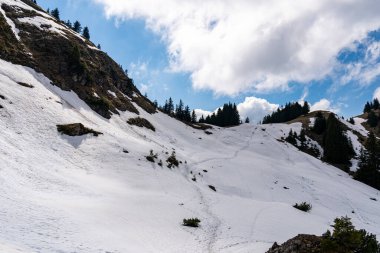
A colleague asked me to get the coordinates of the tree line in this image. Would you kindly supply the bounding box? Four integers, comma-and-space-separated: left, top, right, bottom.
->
198, 103, 240, 127
158, 98, 241, 127
363, 98, 380, 128
48, 8, 92, 42
263, 101, 310, 124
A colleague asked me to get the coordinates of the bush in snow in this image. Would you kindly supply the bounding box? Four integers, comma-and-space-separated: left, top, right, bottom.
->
293, 202, 312, 212
146, 150, 157, 163
166, 151, 179, 168
183, 218, 201, 227
321, 216, 380, 253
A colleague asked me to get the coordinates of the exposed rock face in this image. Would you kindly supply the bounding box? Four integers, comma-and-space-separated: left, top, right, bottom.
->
266, 234, 322, 253
0, 0, 156, 118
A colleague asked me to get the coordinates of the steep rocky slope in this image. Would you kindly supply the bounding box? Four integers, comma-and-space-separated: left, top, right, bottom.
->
0, 0, 155, 118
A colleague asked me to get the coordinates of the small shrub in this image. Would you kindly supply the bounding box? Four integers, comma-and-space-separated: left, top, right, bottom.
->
158, 160, 163, 167
166, 151, 179, 168
146, 150, 157, 163
127, 117, 155, 131
293, 202, 312, 212
183, 218, 201, 227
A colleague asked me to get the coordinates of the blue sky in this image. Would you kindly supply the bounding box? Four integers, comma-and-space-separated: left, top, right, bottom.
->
37, 0, 380, 122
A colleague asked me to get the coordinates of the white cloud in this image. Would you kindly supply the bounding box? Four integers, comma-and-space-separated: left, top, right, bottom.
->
237, 97, 278, 123
310, 98, 340, 113
340, 41, 380, 86
194, 109, 214, 120
373, 87, 380, 100
195, 96, 278, 123
94, 0, 380, 95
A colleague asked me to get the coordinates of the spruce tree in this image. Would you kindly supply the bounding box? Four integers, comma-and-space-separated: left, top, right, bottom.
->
313, 112, 327, 135
245, 117, 250, 123
323, 114, 353, 165
367, 111, 378, 128
73, 21, 82, 33
51, 8, 60, 20
191, 110, 197, 123
82, 27, 90, 40
374, 98, 380, 110
355, 132, 380, 190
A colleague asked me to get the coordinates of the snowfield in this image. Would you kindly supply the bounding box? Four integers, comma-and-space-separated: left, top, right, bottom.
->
0, 58, 380, 253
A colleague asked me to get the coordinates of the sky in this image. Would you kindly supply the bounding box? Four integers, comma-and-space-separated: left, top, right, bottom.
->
37, 0, 380, 123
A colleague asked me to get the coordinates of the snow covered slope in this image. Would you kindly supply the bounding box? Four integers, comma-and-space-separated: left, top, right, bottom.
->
1, 58, 380, 253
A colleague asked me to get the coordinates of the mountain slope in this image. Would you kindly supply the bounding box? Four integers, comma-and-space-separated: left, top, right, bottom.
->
1, 58, 380, 253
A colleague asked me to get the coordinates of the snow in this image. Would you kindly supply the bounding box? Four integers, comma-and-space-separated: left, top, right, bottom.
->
0, 5, 20, 40
107, 90, 117, 98
1, 58, 380, 253
17, 16, 68, 38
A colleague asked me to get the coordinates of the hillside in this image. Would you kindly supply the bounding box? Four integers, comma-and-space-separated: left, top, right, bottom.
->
0, 1, 380, 253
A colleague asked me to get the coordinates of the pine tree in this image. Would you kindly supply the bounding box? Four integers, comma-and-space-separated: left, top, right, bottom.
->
65, 20, 72, 29
364, 102, 371, 113
302, 101, 310, 115
299, 129, 307, 147
199, 115, 205, 123
167, 97, 174, 115
374, 98, 380, 110
355, 132, 380, 190
191, 110, 197, 123
367, 111, 378, 128
245, 117, 250, 123
51, 8, 60, 20
82, 26, 90, 40
313, 111, 327, 135
323, 114, 354, 165
184, 106, 191, 122
97, 44, 101, 50
73, 21, 82, 33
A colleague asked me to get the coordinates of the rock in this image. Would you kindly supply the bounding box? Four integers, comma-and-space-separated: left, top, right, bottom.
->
266, 234, 322, 253
56, 123, 102, 137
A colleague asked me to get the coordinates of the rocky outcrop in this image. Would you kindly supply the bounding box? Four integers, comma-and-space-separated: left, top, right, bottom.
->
57, 123, 102, 137
0, 0, 156, 118
266, 234, 322, 253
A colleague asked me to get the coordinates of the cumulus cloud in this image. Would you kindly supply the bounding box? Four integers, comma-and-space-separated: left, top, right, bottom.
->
94, 0, 380, 95
195, 97, 278, 123
237, 97, 278, 123
310, 98, 340, 113
373, 87, 380, 100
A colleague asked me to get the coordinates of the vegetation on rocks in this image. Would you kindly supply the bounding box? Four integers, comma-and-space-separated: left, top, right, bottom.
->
57, 123, 102, 136
127, 117, 155, 131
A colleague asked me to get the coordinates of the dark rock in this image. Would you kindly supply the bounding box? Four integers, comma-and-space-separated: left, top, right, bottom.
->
17, 82, 34, 88
57, 123, 102, 136
266, 234, 322, 253
127, 117, 155, 131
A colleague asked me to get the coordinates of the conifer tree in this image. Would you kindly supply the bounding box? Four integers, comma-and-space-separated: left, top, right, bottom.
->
367, 111, 378, 128
355, 132, 380, 190
323, 114, 354, 165
245, 117, 250, 123
313, 111, 327, 134
51, 8, 60, 20
82, 26, 90, 40
191, 110, 197, 123
73, 21, 82, 33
